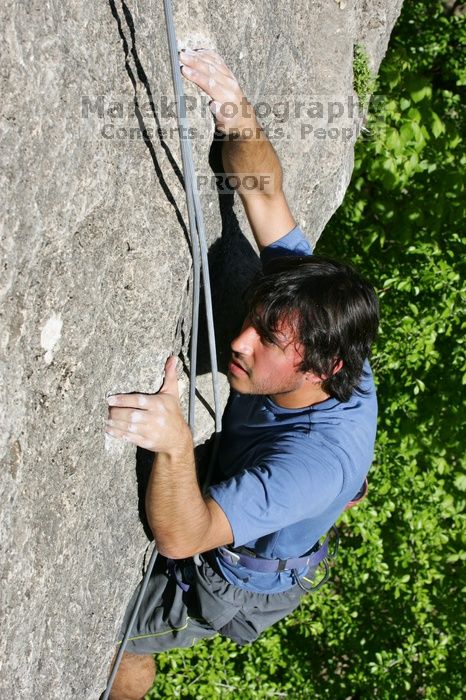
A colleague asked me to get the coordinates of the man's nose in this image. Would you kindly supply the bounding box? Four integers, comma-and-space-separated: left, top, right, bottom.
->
231, 323, 259, 356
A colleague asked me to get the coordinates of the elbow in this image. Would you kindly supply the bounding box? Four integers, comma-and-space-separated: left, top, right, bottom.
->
157, 546, 194, 560
156, 539, 197, 560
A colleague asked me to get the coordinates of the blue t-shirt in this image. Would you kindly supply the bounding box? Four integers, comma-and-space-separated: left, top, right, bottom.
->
208, 226, 378, 593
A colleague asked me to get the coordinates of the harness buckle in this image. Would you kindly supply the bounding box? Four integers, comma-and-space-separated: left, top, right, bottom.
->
219, 547, 241, 567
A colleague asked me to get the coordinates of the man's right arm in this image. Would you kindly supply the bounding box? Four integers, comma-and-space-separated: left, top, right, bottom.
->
180, 49, 296, 250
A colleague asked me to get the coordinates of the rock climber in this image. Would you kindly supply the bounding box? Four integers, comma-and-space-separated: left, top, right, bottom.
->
104, 49, 379, 699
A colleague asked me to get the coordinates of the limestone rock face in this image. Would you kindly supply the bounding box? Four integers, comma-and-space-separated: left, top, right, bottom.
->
0, 0, 402, 696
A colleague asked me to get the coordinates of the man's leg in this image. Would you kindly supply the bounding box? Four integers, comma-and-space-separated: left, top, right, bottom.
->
106, 555, 216, 700
107, 650, 156, 700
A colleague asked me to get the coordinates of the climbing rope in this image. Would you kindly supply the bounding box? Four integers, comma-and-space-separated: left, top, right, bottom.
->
163, 0, 222, 441
101, 1, 222, 696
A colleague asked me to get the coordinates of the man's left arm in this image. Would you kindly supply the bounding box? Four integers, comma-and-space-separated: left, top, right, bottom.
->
105, 356, 233, 558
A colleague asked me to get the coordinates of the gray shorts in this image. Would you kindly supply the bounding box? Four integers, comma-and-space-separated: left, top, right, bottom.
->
117, 551, 309, 654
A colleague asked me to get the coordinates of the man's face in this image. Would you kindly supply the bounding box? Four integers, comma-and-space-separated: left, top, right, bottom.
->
227, 315, 308, 398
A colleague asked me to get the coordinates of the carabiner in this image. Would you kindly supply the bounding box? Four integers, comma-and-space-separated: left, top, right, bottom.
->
294, 558, 330, 593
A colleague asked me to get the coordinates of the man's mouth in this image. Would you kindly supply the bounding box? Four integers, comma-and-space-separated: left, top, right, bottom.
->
228, 358, 249, 376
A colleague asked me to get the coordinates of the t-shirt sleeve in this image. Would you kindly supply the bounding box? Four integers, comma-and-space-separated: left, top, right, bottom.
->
260, 225, 313, 267
208, 439, 343, 548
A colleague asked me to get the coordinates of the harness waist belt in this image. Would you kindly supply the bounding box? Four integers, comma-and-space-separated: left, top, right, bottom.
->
217, 536, 330, 573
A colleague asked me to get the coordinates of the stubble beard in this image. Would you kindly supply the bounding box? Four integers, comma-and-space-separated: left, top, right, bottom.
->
227, 369, 302, 397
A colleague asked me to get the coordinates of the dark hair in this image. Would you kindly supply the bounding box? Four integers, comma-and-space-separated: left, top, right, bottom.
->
246, 255, 379, 402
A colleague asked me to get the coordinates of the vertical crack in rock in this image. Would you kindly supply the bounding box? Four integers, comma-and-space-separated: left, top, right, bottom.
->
108, 0, 190, 247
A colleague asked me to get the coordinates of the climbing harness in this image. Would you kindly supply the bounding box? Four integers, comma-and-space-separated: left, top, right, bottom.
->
217, 477, 368, 594
217, 525, 340, 592
217, 526, 338, 574
101, 1, 222, 697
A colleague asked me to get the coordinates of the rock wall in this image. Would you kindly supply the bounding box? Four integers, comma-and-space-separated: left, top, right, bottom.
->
0, 1, 402, 697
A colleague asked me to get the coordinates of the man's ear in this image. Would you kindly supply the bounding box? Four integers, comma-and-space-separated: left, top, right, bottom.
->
332, 359, 343, 375
304, 359, 343, 383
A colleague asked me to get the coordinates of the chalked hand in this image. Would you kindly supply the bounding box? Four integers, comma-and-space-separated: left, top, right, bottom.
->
105, 356, 191, 453
179, 48, 256, 135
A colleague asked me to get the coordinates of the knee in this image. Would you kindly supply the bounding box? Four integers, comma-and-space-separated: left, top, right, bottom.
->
108, 650, 156, 700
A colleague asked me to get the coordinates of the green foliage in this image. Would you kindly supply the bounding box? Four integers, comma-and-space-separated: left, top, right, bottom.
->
353, 43, 375, 109
148, 3, 465, 698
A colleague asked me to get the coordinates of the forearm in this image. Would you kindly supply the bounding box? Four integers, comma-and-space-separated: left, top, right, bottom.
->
145, 435, 212, 559
223, 122, 296, 249
106, 355, 232, 557
222, 113, 284, 197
